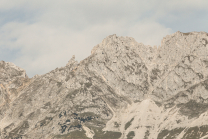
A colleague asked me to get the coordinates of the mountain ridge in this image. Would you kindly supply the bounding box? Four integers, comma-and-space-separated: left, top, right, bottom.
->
1, 31, 208, 139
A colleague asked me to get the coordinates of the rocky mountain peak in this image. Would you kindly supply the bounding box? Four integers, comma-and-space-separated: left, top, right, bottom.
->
66, 55, 78, 67
91, 34, 138, 55
0, 61, 28, 84
1, 32, 208, 139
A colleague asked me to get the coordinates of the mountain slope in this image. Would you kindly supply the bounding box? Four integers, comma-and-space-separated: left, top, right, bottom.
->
1, 31, 208, 139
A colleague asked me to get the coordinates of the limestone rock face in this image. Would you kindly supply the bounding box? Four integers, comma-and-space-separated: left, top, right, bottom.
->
0, 61, 30, 122
1, 31, 208, 139
0, 61, 27, 84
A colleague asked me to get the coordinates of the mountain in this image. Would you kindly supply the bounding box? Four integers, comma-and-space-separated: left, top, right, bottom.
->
1, 31, 208, 139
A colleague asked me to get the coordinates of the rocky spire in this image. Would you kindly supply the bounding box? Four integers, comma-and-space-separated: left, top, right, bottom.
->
66, 55, 78, 67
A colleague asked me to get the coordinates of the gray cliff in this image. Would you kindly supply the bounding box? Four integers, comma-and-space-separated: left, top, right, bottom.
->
1, 31, 208, 139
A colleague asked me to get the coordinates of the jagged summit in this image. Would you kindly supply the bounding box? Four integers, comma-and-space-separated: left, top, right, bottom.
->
91, 34, 138, 55
0, 61, 28, 84
1, 32, 208, 139
66, 55, 78, 67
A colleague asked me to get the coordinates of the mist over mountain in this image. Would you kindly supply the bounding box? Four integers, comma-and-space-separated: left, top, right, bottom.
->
1, 31, 208, 139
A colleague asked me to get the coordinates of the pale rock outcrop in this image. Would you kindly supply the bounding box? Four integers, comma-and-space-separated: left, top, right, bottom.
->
1, 32, 208, 139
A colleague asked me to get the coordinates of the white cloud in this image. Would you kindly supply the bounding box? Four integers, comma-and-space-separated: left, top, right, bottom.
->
0, 0, 207, 77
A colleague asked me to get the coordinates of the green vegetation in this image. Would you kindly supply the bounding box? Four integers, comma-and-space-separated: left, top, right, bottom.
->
144, 130, 150, 139
127, 131, 135, 139
157, 128, 184, 139
53, 128, 122, 139
93, 129, 122, 139
183, 125, 208, 139
125, 118, 134, 130
178, 100, 208, 119
53, 130, 89, 139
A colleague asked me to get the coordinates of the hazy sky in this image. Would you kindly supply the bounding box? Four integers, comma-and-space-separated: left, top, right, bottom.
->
0, 0, 208, 77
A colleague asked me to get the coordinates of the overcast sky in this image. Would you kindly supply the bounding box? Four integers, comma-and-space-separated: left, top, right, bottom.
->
0, 0, 208, 77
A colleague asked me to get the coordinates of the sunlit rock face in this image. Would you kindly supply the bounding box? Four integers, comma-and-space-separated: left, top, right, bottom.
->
1, 31, 208, 139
